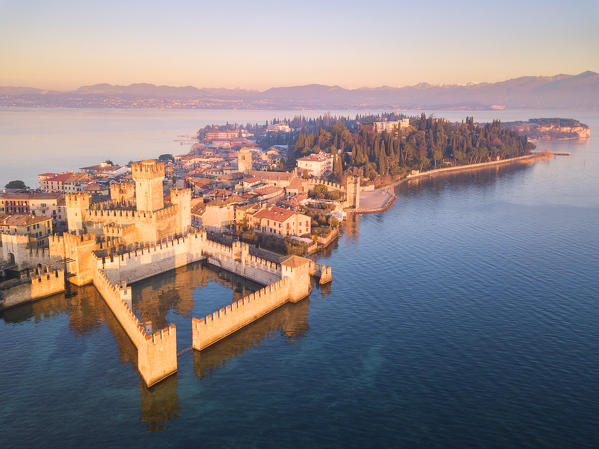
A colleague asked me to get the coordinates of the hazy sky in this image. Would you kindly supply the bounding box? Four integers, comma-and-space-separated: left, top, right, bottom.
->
1, 0, 598, 90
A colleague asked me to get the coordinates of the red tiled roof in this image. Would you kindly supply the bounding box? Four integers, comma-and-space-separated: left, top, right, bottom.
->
254, 186, 283, 196
0, 214, 51, 227
254, 206, 295, 222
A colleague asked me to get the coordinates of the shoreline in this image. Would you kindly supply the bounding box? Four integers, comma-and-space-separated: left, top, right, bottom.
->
355, 153, 550, 213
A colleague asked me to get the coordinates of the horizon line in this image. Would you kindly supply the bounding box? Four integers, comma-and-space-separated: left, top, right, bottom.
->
2, 70, 596, 93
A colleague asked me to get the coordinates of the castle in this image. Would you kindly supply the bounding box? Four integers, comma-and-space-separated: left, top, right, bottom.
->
65, 160, 191, 245
0, 159, 331, 388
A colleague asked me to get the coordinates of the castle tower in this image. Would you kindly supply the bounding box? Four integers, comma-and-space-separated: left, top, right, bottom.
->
281, 255, 312, 302
110, 182, 135, 203
132, 160, 165, 212
65, 192, 91, 233
169, 188, 192, 235
238, 148, 252, 174
345, 176, 360, 209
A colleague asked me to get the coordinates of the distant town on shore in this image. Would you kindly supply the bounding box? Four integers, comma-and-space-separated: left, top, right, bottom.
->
1, 71, 598, 110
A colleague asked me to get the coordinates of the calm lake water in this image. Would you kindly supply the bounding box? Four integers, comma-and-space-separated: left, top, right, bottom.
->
1, 109, 598, 448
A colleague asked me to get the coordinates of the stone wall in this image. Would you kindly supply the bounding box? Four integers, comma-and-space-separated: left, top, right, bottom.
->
308, 178, 345, 192
63, 232, 98, 286
0, 266, 65, 311
30, 267, 65, 299
0, 233, 57, 269
193, 254, 314, 351
97, 233, 283, 287
98, 233, 206, 284
192, 278, 291, 350
93, 268, 177, 387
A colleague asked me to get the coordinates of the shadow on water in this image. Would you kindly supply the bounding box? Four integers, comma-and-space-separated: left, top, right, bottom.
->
193, 298, 310, 379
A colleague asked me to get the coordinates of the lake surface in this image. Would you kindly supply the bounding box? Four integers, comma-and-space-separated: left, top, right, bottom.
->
1, 109, 598, 448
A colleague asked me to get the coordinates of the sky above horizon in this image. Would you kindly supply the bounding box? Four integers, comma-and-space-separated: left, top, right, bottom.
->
1, 0, 598, 90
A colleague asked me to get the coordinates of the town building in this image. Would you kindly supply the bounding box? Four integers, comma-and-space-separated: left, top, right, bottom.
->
199, 202, 236, 231
296, 152, 334, 178
364, 118, 410, 133
0, 214, 53, 248
249, 170, 296, 188
251, 206, 311, 237
266, 123, 292, 133
204, 130, 240, 140
39, 172, 92, 193
237, 148, 253, 174
0, 192, 66, 229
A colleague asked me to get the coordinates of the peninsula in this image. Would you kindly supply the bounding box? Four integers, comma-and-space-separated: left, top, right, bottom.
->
0, 112, 559, 387
503, 118, 590, 141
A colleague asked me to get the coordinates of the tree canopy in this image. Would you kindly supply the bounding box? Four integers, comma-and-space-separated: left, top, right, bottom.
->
291, 114, 535, 182
5, 180, 27, 189
158, 154, 175, 162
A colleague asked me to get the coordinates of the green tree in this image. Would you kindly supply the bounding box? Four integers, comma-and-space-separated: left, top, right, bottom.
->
5, 180, 27, 189
158, 154, 175, 163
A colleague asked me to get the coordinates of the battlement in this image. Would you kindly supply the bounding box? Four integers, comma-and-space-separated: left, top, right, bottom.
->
308, 178, 345, 192
110, 182, 135, 202
90, 199, 137, 211
131, 160, 165, 180
27, 246, 50, 260
103, 223, 135, 237
93, 267, 177, 386
63, 231, 96, 245
192, 277, 291, 350
65, 191, 92, 204
169, 187, 191, 201
145, 324, 177, 344
30, 266, 65, 299
152, 204, 178, 220
30, 265, 62, 282
49, 234, 64, 246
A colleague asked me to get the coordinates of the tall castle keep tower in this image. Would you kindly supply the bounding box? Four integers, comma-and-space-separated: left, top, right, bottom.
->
132, 160, 165, 212
238, 148, 252, 174
345, 176, 360, 209
170, 187, 192, 234
66, 192, 91, 233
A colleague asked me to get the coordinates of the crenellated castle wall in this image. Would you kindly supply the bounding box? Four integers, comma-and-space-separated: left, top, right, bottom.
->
203, 240, 282, 286
192, 277, 291, 350
98, 233, 206, 284
0, 266, 65, 311
93, 268, 177, 387
308, 178, 345, 192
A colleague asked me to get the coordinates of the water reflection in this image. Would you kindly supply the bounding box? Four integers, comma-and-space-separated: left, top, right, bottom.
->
345, 213, 360, 244
0, 251, 317, 432
397, 161, 533, 196
0, 290, 70, 324
132, 261, 261, 330
139, 375, 180, 432
0, 285, 179, 431
194, 298, 310, 379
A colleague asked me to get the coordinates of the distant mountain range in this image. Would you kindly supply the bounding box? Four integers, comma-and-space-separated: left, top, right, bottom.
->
1, 71, 598, 110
